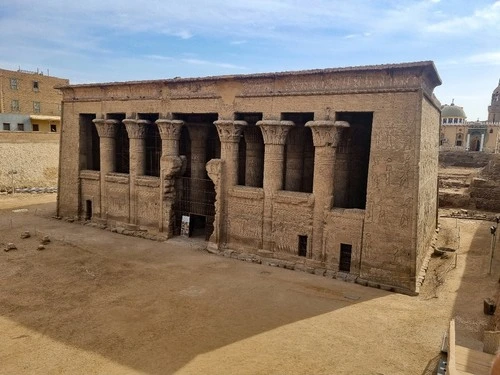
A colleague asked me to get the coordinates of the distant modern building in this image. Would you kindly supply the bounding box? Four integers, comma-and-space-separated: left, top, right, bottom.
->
0, 68, 69, 133
0, 68, 69, 191
440, 80, 500, 153
57, 61, 442, 295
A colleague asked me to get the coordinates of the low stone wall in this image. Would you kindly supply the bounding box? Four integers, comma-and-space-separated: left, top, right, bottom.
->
470, 178, 500, 212
439, 151, 493, 168
0, 133, 59, 191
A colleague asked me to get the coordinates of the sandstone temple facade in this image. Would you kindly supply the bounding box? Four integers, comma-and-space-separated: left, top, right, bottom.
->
57, 61, 441, 294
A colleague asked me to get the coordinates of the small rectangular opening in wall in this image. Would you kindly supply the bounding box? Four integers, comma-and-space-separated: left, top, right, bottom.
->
298, 235, 308, 257
32, 124, 39, 131
85, 200, 92, 220
339, 243, 352, 272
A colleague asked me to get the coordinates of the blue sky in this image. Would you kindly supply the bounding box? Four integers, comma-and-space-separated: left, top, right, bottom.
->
1, 0, 499, 120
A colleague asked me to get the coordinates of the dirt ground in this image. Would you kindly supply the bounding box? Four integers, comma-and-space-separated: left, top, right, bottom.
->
0, 195, 499, 375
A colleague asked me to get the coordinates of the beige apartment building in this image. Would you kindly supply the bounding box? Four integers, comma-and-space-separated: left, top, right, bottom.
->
0, 68, 69, 191
57, 61, 441, 294
0, 67, 68, 132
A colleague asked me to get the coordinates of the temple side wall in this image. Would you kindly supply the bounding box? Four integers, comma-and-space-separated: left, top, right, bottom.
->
360, 92, 420, 290
416, 96, 440, 274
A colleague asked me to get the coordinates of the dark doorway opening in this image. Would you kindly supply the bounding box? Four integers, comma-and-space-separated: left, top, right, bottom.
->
189, 214, 207, 238
339, 243, 352, 272
85, 200, 92, 220
298, 235, 308, 257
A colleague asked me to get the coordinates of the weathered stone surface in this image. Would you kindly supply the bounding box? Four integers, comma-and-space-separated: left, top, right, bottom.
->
41, 235, 51, 245
4, 243, 17, 252
37, 244, 45, 251
20, 231, 30, 239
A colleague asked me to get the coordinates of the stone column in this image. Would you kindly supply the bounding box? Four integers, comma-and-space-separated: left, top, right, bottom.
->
480, 133, 485, 152
156, 119, 185, 235
188, 124, 210, 214
214, 120, 247, 186
244, 126, 264, 187
284, 128, 304, 191
123, 119, 149, 225
93, 118, 119, 219
306, 120, 349, 260
466, 133, 470, 150
188, 125, 210, 179
257, 120, 294, 250
213, 120, 247, 245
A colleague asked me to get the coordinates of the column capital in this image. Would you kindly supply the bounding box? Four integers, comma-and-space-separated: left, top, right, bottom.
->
305, 120, 349, 147
123, 119, 150, 139
256, 120, 294, 145
93, 118, 119, 138
155, 119, 184, 141
214, 120, 247, 143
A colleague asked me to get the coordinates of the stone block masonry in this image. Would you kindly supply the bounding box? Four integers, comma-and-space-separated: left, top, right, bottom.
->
0, 132, 59, 190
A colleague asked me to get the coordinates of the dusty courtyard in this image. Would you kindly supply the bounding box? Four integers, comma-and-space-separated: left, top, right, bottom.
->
1, 195, 499, 374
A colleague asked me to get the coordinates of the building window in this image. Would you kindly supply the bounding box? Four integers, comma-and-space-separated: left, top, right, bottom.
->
33, 101, 41, 113
3, 123, 10, 131
33, 81, 39, 92
32, 124, 39, 131
454, 118, 458, 124
11, 100, 20, 112
17, 123, 24, 131
50, 124, 57, 132
10, 78, 18, 90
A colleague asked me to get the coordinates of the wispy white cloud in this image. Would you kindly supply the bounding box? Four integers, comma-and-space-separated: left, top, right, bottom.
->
466, 52, 500, 65
426, 1, 500, 34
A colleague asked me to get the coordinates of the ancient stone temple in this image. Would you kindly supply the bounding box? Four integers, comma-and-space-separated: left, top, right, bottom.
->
57, 61, 441, 294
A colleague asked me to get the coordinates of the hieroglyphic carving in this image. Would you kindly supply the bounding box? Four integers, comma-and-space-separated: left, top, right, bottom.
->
155, 119, 184, 140
93, 118, 119, 138
256, 120, 294, 145
305, 120, 349, 147
123, 119, 150, 139
214, 120, 247, 143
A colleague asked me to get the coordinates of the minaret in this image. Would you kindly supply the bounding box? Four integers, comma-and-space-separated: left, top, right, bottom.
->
488, 78, 500, 123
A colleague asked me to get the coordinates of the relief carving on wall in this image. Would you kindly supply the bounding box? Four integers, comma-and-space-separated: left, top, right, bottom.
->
206, 159, 223, 245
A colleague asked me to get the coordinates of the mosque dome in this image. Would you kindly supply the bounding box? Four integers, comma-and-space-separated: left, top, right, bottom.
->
441, 102, 467, 119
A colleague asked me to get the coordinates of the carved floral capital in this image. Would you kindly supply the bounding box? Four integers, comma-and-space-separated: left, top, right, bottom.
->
155, 119, 184, 141
256, 120, 294, 145
123, 119, 150, 139
93, 118, 119, 138
305, 120, 350, 147
214, 120, 247, 143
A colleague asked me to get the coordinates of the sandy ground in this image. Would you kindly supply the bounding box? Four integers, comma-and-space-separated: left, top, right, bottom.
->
0, 195, 499, 374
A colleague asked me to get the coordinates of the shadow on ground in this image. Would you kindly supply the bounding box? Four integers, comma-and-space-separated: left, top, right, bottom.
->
0, 202, 392, 374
